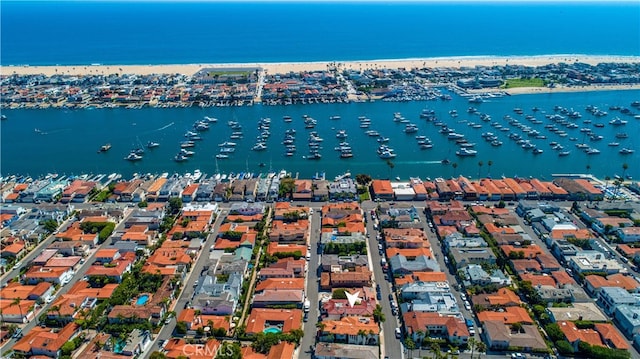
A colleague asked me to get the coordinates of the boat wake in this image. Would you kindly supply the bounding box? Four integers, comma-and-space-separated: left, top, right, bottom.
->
155, 122, 175, 131
395, 160, 444, 165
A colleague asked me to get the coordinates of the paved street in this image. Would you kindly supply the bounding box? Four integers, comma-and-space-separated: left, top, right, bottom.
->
142, 209, 227, 359
299, 205, 322, 359
417, 210, 479, 336
361, 200, 403, 359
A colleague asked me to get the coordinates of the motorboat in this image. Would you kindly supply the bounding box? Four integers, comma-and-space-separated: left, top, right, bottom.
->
124, 152, 143, 161
456, 148, 477, 156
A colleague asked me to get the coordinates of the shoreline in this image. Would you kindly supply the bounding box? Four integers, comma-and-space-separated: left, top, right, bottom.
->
2, 54, 640, 102
3, 54, 640, 77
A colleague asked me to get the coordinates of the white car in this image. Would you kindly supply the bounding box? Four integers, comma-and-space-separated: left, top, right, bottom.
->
464, 300, 471, 311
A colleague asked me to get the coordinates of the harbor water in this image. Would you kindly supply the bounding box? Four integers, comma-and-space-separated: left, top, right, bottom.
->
2, 89, 639, 180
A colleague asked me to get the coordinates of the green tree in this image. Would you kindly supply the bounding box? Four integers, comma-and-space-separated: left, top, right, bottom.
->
355, 174, 372, 186
41, 219, 59, 233
487, 160, 493, 177
11, 298, 23, 323
278, 177, 296, 199
216, 342, 241, 359
386, 160, 395, 179
555, 340, 573, 354
168, 197, 183, 215
452, 162, 458, 177
175, 321, 187, 334
476, 341, 487, 358
544, 323, 564, 341
622, 162, 629, 179
60, 341, 77, 356
468, 337, 477, 359
477, 161, 483, 180
372, 304, 385, 323
251, 332, 281, 354
332, 288, 348, 299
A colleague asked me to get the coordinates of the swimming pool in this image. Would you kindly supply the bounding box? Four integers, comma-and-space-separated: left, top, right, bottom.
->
114, 339, 125, 354
263, 327, 282, 334
135, 294, 149, 306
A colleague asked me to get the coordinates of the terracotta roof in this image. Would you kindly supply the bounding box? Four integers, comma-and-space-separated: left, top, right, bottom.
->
594, 323, 629, 350
267, 242, 307, 256
245, 308, 303, 335
266, 342, 295, 359
13, 323, 78, 355
500, 245, 542, 259
389, 243, 432, 255
519, 273, 557, 288
473, 288, 522, 307
403, 311, 469, 338
164, 338, 220, 359
585, 273, 639, 291
371, 180, 393, 195
255, 278, 305, 292
0, 282, 52, 300
477, 306, 533, 324
320, 316, 380, 336
558, 321, 604, 347
551, 270, 577, 286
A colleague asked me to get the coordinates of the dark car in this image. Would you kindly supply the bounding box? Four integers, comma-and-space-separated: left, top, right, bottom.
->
388, 293, 393, 301
376, 292, 382, 300
376, 284, 381, 292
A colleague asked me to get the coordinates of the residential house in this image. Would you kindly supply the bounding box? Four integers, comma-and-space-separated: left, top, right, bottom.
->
403, 311, 469, 345
318, 316, 379, 345
12, 323, 79, 358
245, 308, 303, 335
597, 286, 640, 316
482, 320, 547, 351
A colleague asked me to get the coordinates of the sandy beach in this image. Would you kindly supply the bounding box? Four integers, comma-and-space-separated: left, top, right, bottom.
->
3, 55, 640, 77
3, 55, 640, 96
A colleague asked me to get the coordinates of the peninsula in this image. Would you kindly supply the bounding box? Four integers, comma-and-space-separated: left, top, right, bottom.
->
2, 55, 640, 109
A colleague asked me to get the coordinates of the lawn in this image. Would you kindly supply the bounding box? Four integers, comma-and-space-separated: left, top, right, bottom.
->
207, 70, 252, 77
502, 78, 546, 88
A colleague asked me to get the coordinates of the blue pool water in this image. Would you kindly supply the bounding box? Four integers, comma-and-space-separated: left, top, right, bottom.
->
135, 294, 149, 306
263, 327, 282, 334
114, 339, 125, 354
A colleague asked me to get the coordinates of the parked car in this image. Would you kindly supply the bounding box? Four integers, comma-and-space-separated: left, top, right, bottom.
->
464, 300, 471, 311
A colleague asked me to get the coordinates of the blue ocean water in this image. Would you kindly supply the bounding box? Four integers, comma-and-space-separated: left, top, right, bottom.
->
1, 1, 639, 65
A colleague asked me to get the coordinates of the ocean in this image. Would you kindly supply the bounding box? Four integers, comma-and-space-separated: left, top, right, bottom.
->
1, 1, 639, 65
1, 1, 639, 180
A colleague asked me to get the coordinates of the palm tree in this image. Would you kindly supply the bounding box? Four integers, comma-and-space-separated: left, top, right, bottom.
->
586, 164, 591, 175
476, 341, 487, 359
357, 329, 367, 345
622, 162, 629, 179
452, 162, 458, 177
430, 342, 442, 359
487, 160, 493, 177
11, 298, 23, 323
477, 161, 483, 180
49, 305, 62, 326
386, 160, 395, 180
468, 337, 477, 359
